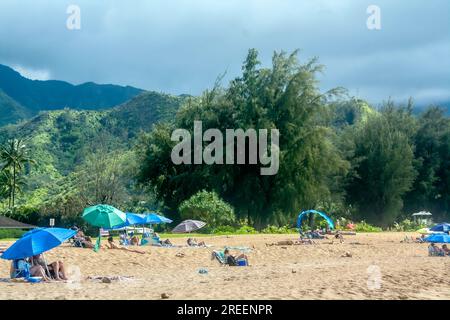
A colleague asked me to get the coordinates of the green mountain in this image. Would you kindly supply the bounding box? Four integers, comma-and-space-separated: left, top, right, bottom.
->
0, 64, 144, 125
0, 90, 32, 126
0, 91, 187, 218
0, 91, 187, 173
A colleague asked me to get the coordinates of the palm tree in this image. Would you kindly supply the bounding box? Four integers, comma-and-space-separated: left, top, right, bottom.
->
0, 139, 34, 208
0, 170, 10, 201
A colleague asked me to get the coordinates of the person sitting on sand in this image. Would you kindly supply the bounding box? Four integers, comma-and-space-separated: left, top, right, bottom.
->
106, 236, 146, 254
187, 238, 206, 247
10, 258, 52, 281
74, 230, 95, 249
119, 233, 130, 245
223, 248, 248, 266
130, 236, 140, 246
428, 243, 444, 256
442, 244, 450, 256
335, 231, 344, 243
414, 234, 426, 243
31, 254, 68, 281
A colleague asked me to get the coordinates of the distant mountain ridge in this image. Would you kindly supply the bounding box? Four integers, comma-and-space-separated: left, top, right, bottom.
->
0, 64, 144, 125
0, 91, 188, 174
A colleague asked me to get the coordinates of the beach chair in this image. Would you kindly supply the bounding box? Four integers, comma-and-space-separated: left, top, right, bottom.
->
140, 235, 161, 246
72, 237, 84, 248
211, 250, 226, 265
11, 259, 31, 279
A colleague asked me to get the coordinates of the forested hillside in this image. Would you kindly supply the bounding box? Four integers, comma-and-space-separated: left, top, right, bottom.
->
0, 91, 188, 226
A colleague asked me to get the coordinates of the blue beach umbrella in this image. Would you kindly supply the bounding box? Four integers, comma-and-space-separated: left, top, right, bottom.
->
126, 213, 148, 225
430, 223, 450, 233
109, 213, 147, 229
144, 213, 173, 224
424, 233, 450, 243
1, 228, 76, 260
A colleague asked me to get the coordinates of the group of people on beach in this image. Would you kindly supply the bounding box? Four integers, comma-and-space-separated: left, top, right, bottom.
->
428, 243, 450, 256
72, 225, 211, 253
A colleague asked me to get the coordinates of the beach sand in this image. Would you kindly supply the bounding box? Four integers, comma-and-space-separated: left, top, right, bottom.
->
0, 232, 449, 300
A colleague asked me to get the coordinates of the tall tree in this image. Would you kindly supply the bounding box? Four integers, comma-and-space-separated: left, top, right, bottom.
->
405, 106, 450, 216
0, 139, 33, 208
137, 49, 348, 227
345, 103, 417, 226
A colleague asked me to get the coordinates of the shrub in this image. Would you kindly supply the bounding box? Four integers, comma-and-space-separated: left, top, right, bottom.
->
235, 225, 258, 234
0, 229, 26, 239
393, 219, 426, 232
210, 225, 236, 234
261, 225, 297, 234
179, 190, 235, 228
354, 221, 382, 232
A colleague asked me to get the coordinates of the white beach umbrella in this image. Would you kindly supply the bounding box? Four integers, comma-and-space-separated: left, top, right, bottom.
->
172, 220, 206, 233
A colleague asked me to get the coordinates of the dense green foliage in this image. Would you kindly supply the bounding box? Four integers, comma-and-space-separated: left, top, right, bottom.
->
0, 49, 449, 231
0, 229, 25, 239
344, 103, 417, 226
137, 49, 450, 229
0, 91, 187, 227
179, 190, 236, 227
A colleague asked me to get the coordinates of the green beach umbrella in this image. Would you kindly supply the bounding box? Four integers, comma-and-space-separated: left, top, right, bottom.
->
82, 204, 126, 229
82, 204, 126, 252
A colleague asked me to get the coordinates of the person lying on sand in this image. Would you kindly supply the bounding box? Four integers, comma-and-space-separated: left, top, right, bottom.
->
187, 238, 206, 247
106, 236, 146, 254
304, 230, 327, 240
223, 248, 248, 266
31, 254, 68, 281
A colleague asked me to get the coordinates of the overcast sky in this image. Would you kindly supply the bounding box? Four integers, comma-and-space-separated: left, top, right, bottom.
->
0, 0, 449, 105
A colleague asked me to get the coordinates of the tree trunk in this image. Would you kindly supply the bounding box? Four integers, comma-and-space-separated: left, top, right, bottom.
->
12, 164, 16, 209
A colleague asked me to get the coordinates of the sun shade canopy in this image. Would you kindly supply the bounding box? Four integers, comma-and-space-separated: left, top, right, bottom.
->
297, 210, 335, 230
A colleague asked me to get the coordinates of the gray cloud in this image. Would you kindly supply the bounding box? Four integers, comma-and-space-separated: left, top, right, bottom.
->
0, 0, 449, 105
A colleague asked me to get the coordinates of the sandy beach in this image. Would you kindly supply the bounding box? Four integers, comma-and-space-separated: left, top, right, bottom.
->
0, 232, 449, 300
